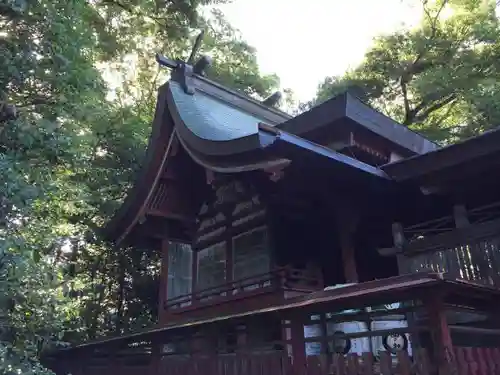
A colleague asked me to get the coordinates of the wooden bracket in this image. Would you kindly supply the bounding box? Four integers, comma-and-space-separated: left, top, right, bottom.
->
263, 160, 291, 182
392, 222, 406, 248
377, 222, 406, 257
205, 169, 215, 186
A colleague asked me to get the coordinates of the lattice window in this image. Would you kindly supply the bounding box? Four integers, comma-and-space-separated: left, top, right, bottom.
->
197, 242, 227, 296
167, 243, 193, 301
232, 227, 270, 284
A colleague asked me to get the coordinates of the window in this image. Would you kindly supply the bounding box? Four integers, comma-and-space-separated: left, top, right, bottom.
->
196, 242, 227, 297
167, 243, 193, 303
232, 227, 270, 284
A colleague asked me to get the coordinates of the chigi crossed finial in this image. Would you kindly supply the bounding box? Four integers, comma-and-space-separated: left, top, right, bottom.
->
156, 30, 211, 76
155, 30, 213, 95
187, 30, 205, 66
155, 30, 282, 108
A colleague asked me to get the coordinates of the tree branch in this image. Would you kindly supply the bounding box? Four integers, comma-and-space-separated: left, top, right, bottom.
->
400, 78, 411, 123
429, 100, 459, 128
400, 0, 449, 124
414, 94, 457, 124
100, 0, 170, 31
422, 0, 448, 34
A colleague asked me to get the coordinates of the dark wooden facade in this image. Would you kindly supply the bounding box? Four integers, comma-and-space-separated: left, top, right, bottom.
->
47, 54, 500, 375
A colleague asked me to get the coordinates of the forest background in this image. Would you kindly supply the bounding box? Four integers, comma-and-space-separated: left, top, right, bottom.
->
1, 0, 499, 373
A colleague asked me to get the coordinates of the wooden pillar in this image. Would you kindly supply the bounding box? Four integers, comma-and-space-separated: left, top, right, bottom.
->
150, 337, 163, 375
391, 222, 423, 349
158, 239, 169, 324
425, 293, 455, 375
335, 207, 359, 283
236, 324, 247, 352
191, 249, 198, 306
289, 316, 307, 375
191, 332, 206, 356
72, 350, 85, 375
392, 222, 410, 275
226, 233, 234, 283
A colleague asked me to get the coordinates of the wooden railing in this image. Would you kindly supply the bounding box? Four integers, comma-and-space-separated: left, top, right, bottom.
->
49, 342, 500, 375
285, 267, 324, 291
50, 348, 500, 375
305, 351, 430, 375
404, 229, 500, 288
164, 266, 323, 310
158, 348, 500, 375
53, 353, 152, 375
160, 351, 289, 375
397, 203, 500, 289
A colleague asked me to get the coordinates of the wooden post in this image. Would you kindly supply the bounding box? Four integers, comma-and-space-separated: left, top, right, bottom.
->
158, 239, 169, 324
290, 317, 307, 375
226, 232, 234, 284
335, 207, 359, 283
425, 293, 456, 375
72, 350, 85, 375
150, 336, 163, 375
236, 324, 247, 352
392, 222, 410, 274
191, 249, 198, 307
392, 222, 423, 350
191, 331, 206, 356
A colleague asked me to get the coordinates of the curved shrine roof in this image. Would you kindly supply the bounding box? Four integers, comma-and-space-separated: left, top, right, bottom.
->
103, 58, 443, 245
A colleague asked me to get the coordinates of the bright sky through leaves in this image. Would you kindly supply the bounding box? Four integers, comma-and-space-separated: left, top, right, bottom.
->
217, 0, 423, 101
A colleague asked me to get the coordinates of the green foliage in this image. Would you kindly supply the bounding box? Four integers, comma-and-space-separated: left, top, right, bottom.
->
314, 0, 500, 143
4, 1, 500, 373
1, 0, 282, 373
1, 0, 108, 372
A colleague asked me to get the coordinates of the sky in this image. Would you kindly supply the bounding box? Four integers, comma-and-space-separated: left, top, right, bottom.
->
216, 0, 423, 102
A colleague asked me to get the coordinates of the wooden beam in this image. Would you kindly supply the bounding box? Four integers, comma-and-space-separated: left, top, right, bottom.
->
146, 208, 195, 224
379, 217, 500, 257
133, 214, 193, 241
415, 155, 500, 195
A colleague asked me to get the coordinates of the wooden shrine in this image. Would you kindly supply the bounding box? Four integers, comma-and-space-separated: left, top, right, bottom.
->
46, 52, 500, 375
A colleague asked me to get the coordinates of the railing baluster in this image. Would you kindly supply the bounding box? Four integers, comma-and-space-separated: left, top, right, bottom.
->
164, 267, 323, 311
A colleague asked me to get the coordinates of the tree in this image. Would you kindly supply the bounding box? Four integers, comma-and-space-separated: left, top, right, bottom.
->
314, 0, 500, 143
0, 0, 109, 373
70, 2, 283, 339
1, 0, 288, 369
1, 0, 285, 373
